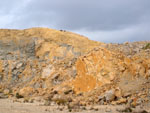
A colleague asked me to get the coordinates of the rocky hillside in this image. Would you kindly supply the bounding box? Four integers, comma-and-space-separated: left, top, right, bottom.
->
0, 27, 101, 96
0, 28, 150, 111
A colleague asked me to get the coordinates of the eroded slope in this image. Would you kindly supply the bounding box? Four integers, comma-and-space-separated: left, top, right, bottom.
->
0, 28, 150, 108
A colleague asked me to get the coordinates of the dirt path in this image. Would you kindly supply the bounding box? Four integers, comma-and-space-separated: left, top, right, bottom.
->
0, 99, 128, 113
1, 99, 150, 113
0, 99, 49, 113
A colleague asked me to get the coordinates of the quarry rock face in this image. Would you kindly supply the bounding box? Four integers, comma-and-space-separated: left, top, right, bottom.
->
0, 28, 101, 96
73, 47, 125, 93
73, 46, 150, 94
0, 27, 150, 107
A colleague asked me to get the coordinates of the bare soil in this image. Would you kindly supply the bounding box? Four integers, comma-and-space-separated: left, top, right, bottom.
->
0, 99, 150, 113
0, 99, 125, 113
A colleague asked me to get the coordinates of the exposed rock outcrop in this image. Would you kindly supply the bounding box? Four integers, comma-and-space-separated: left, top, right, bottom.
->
0, 27, 101, 97
0, 27, 150, 108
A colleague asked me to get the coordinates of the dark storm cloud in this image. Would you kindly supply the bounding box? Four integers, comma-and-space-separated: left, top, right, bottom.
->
0, 0, 150, 42
21, 0, 150, 31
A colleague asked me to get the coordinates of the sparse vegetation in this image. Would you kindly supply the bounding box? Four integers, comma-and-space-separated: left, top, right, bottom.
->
120, 107, 132, 112
54, 98, 67, 105
143, 43, 150, 49
0, 89, 3, 93
44, 98, 68, 106
15, 93, 24, 99
23, 97, 29, 103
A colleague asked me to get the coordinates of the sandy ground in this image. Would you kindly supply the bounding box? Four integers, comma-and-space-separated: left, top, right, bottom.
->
0, 99, 129, 113
0, 99, 150, 113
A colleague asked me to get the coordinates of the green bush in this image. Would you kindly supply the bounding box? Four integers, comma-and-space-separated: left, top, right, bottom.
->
16, 93, 24, 99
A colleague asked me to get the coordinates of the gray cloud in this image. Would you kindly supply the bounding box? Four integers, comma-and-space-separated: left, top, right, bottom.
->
74, 23, 150, 43
0, 0, 150, 43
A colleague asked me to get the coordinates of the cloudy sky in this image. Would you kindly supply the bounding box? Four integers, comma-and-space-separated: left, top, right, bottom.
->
0, 0, 150, 43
